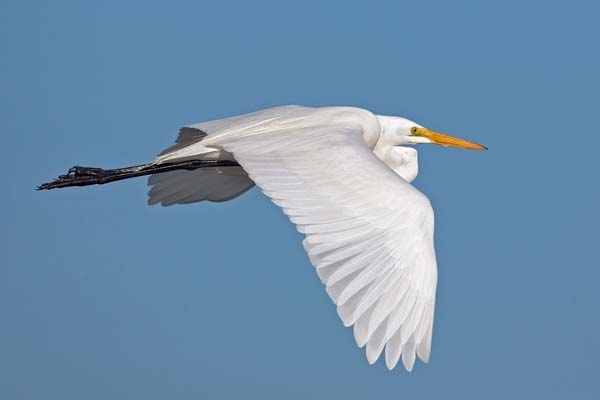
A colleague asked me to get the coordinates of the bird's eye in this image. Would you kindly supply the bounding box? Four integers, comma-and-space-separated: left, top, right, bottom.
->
411, 127, 418, 135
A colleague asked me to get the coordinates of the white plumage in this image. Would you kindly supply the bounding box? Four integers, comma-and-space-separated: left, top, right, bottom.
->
147, 105, 486, 371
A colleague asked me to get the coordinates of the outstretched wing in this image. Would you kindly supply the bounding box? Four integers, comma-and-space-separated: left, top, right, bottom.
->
220, 125, 438, 371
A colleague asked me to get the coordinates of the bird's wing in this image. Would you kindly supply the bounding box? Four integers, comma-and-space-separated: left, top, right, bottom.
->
220, 125, 438, 371
154, 106, 309, 164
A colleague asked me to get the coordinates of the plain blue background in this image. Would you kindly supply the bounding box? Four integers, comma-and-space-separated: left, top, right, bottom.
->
2, 0, 599, 398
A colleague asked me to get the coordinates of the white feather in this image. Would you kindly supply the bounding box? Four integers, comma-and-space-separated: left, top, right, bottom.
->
152, 106, 439, 371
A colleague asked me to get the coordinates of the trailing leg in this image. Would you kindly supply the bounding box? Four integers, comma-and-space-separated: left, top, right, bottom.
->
37, 160, 240, 190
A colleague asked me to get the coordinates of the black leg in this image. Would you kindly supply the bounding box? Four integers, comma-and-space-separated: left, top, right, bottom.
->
37, 160, 241, 190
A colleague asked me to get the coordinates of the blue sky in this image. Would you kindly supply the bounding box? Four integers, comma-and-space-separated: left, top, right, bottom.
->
2, 0, 599, 398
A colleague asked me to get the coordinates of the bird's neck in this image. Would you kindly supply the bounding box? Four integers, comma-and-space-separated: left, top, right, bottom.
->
373, 115, 402, 159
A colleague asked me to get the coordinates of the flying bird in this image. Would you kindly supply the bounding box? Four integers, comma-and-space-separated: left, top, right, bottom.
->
39, 105, 486, 371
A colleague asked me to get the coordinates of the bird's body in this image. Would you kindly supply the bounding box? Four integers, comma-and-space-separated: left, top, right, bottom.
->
148, 106, 420, 205
39, 105, 486, 372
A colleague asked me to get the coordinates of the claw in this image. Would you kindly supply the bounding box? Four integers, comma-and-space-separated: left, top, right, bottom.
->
68, 166, 105, 177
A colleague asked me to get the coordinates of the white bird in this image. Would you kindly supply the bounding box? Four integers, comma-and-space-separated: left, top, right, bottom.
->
39, 105, 486, 371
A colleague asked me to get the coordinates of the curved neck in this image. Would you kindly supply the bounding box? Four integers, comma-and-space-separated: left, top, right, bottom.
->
379, 146, 419, 183
373, 115, 400, 159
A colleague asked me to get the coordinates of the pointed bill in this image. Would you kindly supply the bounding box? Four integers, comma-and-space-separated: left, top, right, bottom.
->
412, 127, 487, 150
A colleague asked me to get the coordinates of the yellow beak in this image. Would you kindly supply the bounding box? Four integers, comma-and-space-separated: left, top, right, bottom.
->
412, 127, 487, 150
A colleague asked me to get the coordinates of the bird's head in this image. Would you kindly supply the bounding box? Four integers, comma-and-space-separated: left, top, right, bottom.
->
376, 115, 487, 150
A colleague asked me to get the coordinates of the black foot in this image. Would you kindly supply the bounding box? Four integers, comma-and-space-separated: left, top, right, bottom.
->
67, 166, 106, 177
37, 165, 111, 190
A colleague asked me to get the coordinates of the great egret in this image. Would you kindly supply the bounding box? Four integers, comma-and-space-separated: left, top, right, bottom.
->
39, 105, 486, 371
